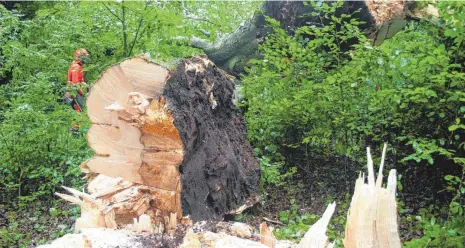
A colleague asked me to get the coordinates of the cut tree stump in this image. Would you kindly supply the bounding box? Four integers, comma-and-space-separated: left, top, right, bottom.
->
343, 144, 401, 248
292, 144, 400, 248
57, 55, 260, 231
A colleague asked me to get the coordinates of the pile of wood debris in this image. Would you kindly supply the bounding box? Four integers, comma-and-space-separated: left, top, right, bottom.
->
41, 144, 400, 248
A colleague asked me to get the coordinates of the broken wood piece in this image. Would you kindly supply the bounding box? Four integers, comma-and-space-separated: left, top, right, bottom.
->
165, 212, 177, 235
133, 214, 153, 233
55, 188, 112, 233
229, 222, 252, 239
104, 210, 117, 229
299, 202, 336, 248
260, 222, 276, 248
343, 143, 401, 248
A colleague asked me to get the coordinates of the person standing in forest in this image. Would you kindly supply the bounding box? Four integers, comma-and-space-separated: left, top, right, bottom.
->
65, 48, 89, 112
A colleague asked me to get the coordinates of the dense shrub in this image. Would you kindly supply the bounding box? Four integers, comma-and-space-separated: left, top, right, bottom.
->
242, 1, 465, 246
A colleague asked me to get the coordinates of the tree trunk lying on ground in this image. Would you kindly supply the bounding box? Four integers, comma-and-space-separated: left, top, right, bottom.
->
46, 144, 400, 248
57, 55, 260, 232
189, 1, 437, 75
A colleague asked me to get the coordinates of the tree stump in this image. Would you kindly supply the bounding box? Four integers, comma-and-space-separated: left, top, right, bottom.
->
58, 55, 259, 231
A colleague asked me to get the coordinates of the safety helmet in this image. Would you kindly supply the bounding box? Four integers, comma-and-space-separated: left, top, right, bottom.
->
74, 48, 89, 58
74, 48, 90, 64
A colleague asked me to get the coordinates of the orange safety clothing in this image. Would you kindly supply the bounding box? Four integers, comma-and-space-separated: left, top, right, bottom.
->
67, 61, 84, 85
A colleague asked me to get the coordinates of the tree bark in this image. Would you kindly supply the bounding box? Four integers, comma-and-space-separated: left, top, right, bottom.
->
191, 1, 431, 76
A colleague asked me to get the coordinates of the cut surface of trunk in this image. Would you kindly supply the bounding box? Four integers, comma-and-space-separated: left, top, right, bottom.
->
57, 55, 259, 231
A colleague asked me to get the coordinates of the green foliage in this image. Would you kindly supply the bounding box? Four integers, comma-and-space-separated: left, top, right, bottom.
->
437, 1, 465, 53
243, 0, 465, 245
0, 78, 90, 204
0, 215, 30, 248
243, 0, 369, 161
404, 202, 465, 247
0, 203, 80, 247
243, 0, 465, 185
404, 161, 465, 247
274, 199, 320, 240
0, 2, 259, 246
180, 1, 262, 41
259, 155, 284, 186
274, 195, 350, 247
0, 4, 97, 204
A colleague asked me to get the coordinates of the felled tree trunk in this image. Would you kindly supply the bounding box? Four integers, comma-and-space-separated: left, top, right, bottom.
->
191, 1, 435, 75
58, 55, 259, 231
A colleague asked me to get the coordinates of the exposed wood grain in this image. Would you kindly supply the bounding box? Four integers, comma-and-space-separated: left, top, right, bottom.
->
58, 57, 183, 232
343, 144, 401, 248
259, 222, 276, 248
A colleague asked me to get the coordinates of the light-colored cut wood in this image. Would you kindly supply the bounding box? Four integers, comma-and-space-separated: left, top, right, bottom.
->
58, 56, 183, 233
168, 212, 178, 235
104, 210, 118, 229
299, 202, 335, 248
294, 144, 401, 248
55, 187, 109, 233
88, 175, 134, 198
343, 143, 401, 248
133, 214, 154, 233
259, 222, 276, 248
142, 151, 184, 167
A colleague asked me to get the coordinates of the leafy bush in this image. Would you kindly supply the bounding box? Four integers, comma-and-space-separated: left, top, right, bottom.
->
243, 0, 465, 245
0, 0, 259, 205
243, 0, 465, 164
0, 77, 90, 204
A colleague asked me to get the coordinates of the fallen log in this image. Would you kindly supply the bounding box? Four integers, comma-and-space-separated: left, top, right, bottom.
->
188, 1, 438, 75
44, 145, 401, 248
57, 55, 260, 231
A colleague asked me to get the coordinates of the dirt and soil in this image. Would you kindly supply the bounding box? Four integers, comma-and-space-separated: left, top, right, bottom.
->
164, 56, 260, 221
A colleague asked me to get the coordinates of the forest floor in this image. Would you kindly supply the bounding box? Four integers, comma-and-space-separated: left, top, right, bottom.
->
1, 156, 457, 247
236, 154, 457, 243
0, 201, 78, 247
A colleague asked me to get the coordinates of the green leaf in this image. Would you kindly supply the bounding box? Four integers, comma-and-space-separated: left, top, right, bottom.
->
449, 125, 459, 131
327, 75, 336, 84
445, 28, 457, 37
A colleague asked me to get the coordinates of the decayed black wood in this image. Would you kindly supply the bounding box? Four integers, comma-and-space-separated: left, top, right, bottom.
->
163, 56, 260, 221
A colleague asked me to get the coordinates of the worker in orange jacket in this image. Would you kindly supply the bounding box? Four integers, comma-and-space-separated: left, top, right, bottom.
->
64, 48, 89, 112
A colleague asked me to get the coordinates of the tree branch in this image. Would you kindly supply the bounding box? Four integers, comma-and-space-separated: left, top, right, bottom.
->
185, 16, 217, 26
102, 2, 123, 23
122, 1, 128, 56
128, 0, 151, 56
